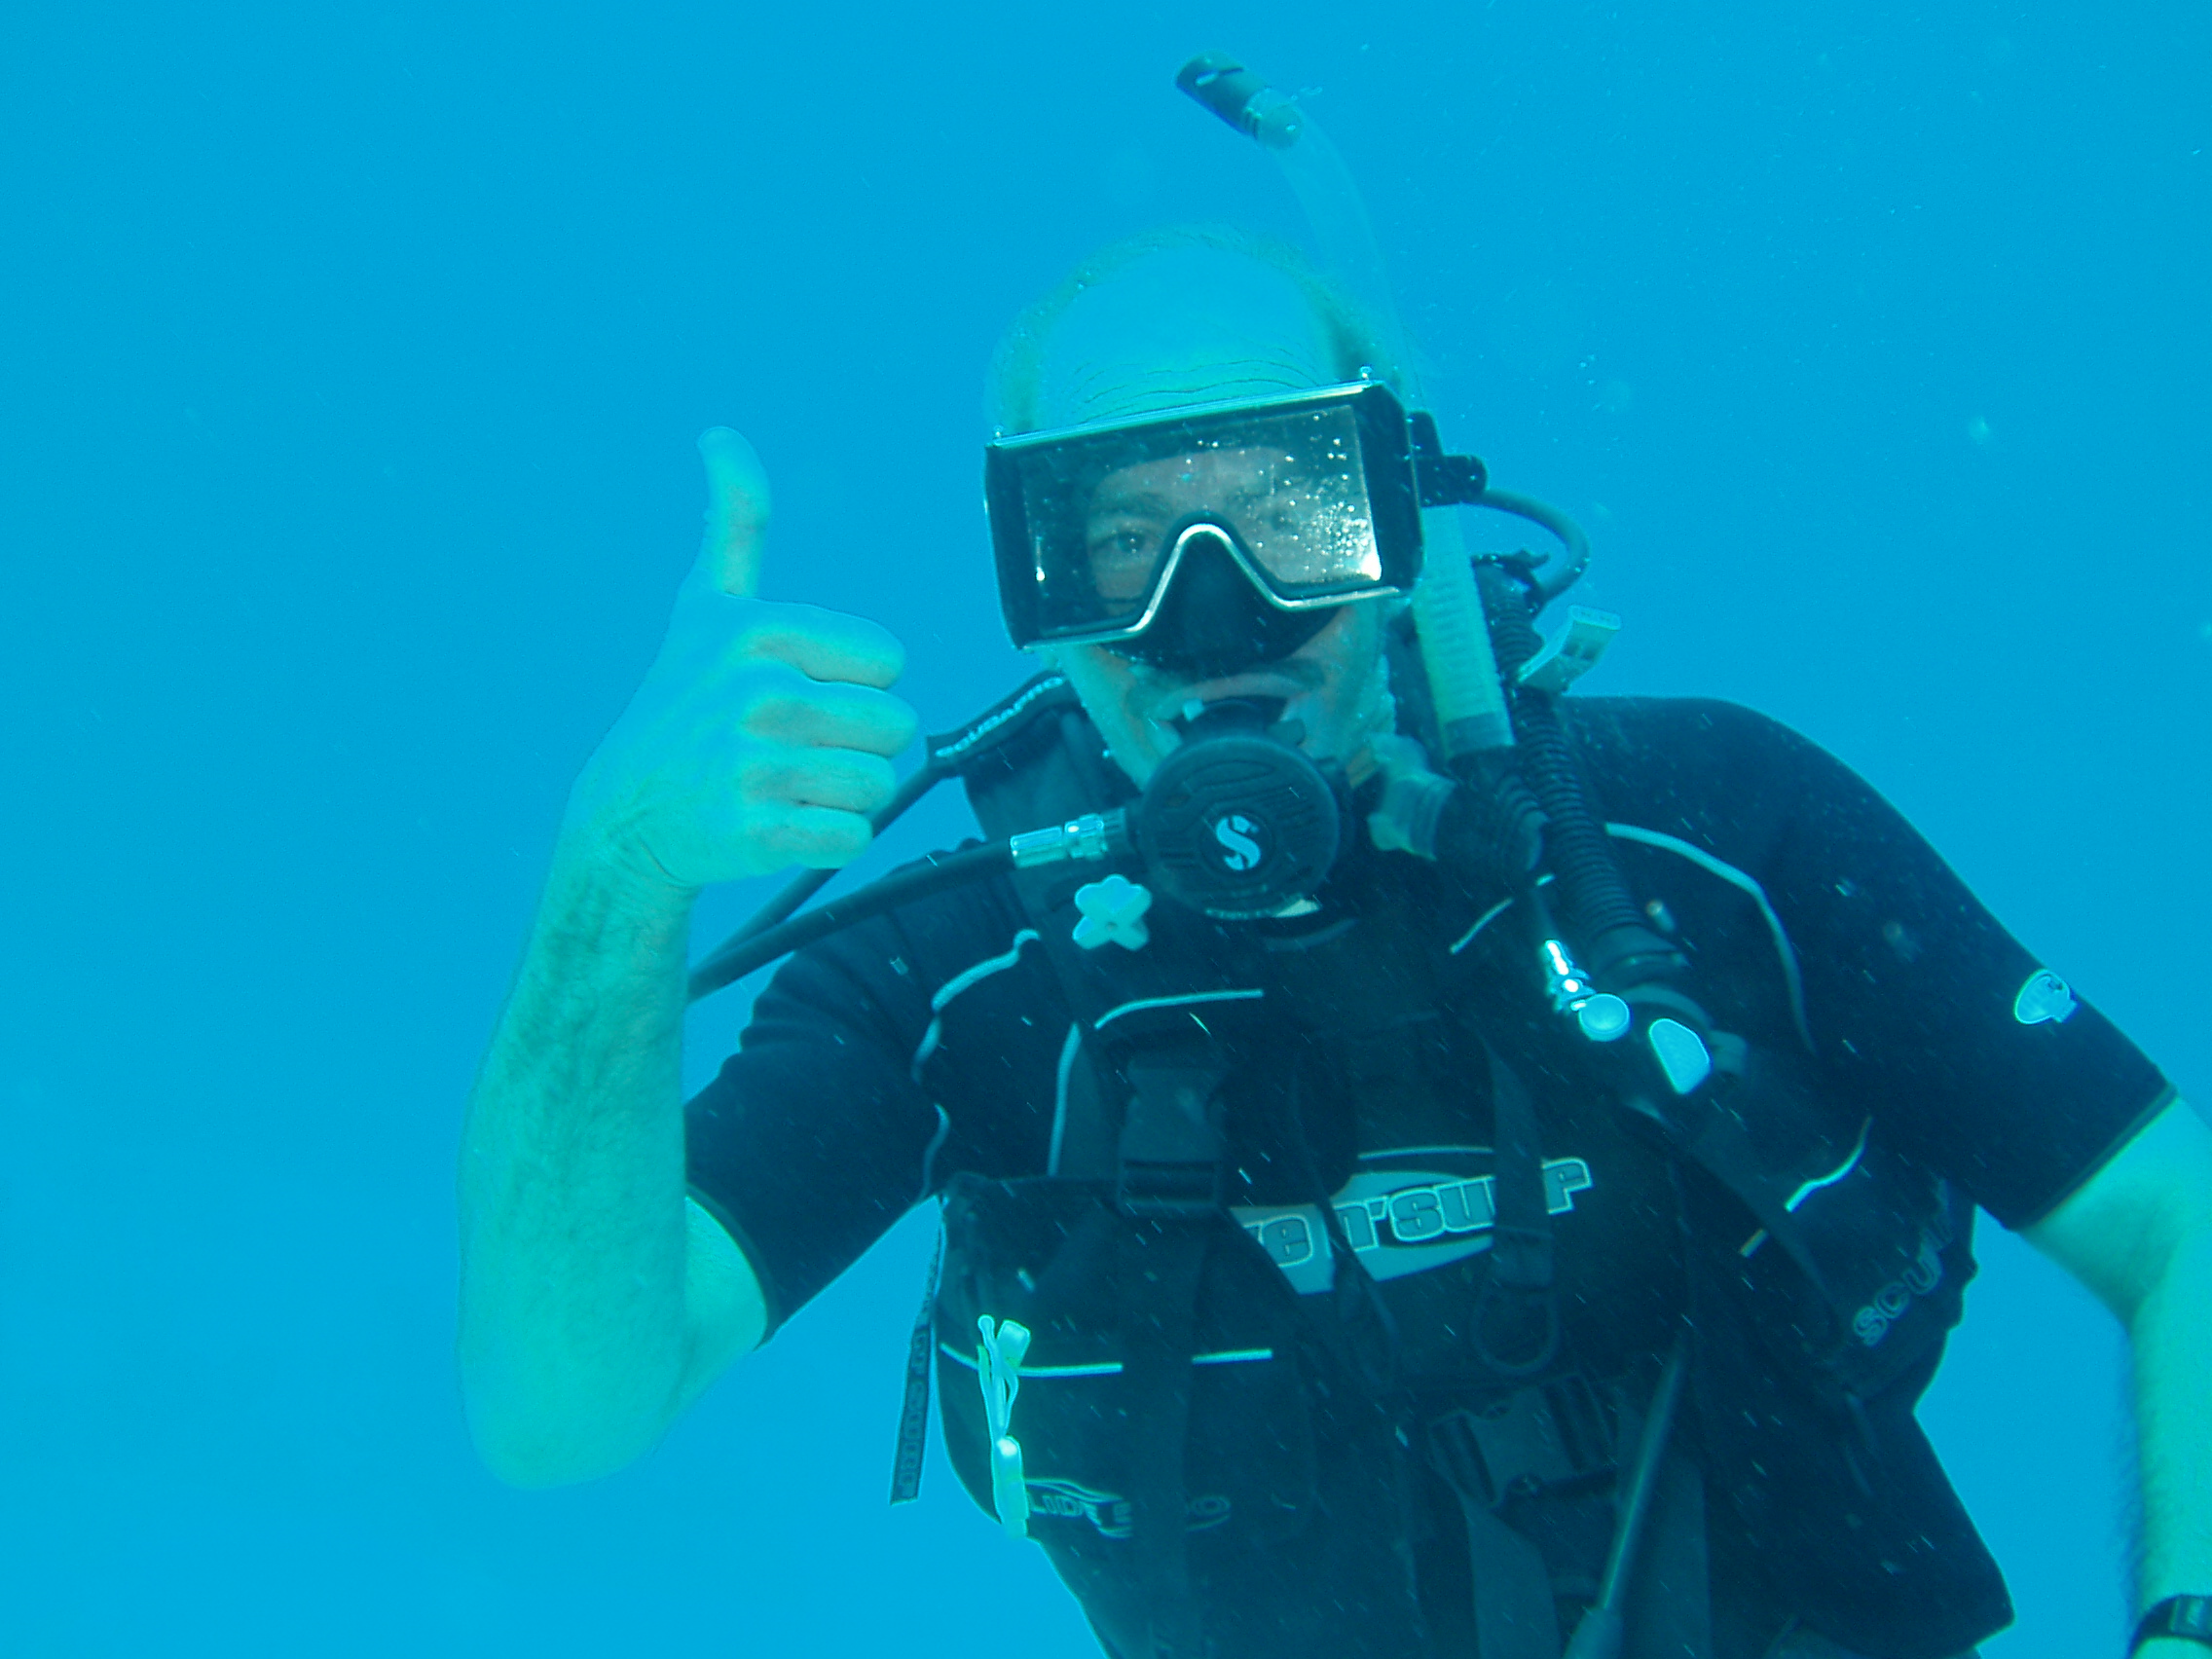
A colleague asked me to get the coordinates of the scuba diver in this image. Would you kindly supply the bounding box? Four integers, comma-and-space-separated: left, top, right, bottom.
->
458, 59, 2212, 1659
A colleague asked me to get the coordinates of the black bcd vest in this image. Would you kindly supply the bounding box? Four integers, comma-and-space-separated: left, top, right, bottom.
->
915, 673, 2010, 1659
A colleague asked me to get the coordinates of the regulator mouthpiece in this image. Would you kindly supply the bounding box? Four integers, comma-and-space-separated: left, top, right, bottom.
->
1134, 700, 1345, 919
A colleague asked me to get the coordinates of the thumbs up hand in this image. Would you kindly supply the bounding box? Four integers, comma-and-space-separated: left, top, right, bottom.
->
563, 428, 919, 895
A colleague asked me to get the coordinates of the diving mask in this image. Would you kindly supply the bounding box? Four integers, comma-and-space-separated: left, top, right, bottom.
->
985, 383, 1426, 669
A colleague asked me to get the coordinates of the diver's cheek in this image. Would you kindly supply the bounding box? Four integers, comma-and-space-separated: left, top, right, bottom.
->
1114, 689, 1184, 783
1045, 644, 1177, 788
1296, 650, 1394, 779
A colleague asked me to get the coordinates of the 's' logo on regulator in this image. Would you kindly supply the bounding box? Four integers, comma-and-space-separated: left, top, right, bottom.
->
1208, 811, 1267, 872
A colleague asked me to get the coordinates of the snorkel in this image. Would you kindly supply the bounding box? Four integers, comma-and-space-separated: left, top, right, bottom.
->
1177, 54, 1554, 758
1176, 56, 1685, 990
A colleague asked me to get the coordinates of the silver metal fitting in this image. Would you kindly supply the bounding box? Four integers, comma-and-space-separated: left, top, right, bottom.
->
1010, 812, 1124, 870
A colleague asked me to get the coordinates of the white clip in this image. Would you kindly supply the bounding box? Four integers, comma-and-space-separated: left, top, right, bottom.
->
977, 1315, 1032, 1538
1073, 875, 1152, 951
1517, 606, 1622, 694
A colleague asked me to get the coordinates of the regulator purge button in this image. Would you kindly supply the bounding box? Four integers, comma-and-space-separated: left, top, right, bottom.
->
1575, 994, 1632, 1043
1134, 701, 1344, 920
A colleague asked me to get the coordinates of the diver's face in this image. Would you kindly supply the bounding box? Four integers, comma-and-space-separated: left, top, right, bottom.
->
1048, 445, 1396, 789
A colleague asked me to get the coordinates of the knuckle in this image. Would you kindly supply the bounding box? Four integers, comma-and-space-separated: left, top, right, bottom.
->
823, 819, 874, 861
724, 610, 806, 664
849, 689, 919, 748
842, 766, 897, 815
738, 687, 815, 737
732, 750, 794, 801
810, 754, 893, 810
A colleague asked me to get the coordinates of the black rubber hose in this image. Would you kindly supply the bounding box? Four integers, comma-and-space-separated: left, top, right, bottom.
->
1474, 488, 1592, 603
687, 756, 955, 994
686, 840, 1009, 1003
1474, 562, 1682, 987
1562, 1331, 1691, 1659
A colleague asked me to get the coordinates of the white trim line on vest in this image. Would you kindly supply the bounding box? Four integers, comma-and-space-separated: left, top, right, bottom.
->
910, 929, 1044, 1082
1048, 1021, 1083, 1176
1092, 988, 1266, 1031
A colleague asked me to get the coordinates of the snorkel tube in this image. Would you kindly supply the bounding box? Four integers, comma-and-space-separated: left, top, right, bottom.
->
1178, 54, 1520, 758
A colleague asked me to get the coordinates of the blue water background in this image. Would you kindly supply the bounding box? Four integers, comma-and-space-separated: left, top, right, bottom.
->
2, 2, 2206, 1652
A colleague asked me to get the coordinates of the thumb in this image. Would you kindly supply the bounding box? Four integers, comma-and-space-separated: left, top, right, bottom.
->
694, 426, 773, 598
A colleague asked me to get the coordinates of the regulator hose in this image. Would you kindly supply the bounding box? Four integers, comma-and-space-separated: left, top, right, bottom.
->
686, 840, 1008, 1003
1474, 562, 1682, 988
686, 753, 960, 1002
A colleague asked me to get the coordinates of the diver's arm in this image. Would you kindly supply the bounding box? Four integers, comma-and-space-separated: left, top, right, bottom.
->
457, 429, 914, 1488
2023, 1099, 2212, 1644
459, 846, 727, 1488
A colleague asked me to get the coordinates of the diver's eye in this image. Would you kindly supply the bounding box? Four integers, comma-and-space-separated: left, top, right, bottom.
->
1088, 528, 1152, 559
1086, 526, 1160, 603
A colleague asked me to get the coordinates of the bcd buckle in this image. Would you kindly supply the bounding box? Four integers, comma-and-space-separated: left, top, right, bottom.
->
1116, 1159, 1225, 1218
1114, 1050, 1229, 1219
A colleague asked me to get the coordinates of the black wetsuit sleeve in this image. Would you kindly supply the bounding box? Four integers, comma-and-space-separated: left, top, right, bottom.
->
1580, 699, 2174, 1230
683, 911, 943, 1339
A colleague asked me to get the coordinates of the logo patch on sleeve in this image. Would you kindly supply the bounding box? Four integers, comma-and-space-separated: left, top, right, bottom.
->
2013, 969, 2077, 1026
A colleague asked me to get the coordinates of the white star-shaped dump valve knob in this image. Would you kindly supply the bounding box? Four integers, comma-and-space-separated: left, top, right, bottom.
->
1072, 875, 1153, 951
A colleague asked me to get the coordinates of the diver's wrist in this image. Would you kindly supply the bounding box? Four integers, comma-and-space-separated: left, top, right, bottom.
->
2132, 1596, 2212, 1657
546, 820, 702, 932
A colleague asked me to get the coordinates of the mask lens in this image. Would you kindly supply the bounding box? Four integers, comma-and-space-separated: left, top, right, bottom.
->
1217, 414, 1381, 594
987, 385, 1416, 649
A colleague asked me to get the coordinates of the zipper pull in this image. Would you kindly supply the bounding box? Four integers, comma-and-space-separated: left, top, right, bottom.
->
977, 1315, 1033, 1538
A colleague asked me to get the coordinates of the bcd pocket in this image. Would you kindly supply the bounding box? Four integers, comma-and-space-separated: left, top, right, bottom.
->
935, 1174, 1319, 1551
1697, 1141, 1975, 1404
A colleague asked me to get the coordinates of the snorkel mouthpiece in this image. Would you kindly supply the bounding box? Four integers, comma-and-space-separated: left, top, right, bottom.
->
1111, 525, 1340, 679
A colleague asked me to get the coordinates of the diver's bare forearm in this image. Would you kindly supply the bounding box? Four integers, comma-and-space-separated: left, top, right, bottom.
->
457, 831, 698, 1485
2132, 1227, 2212, 1614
